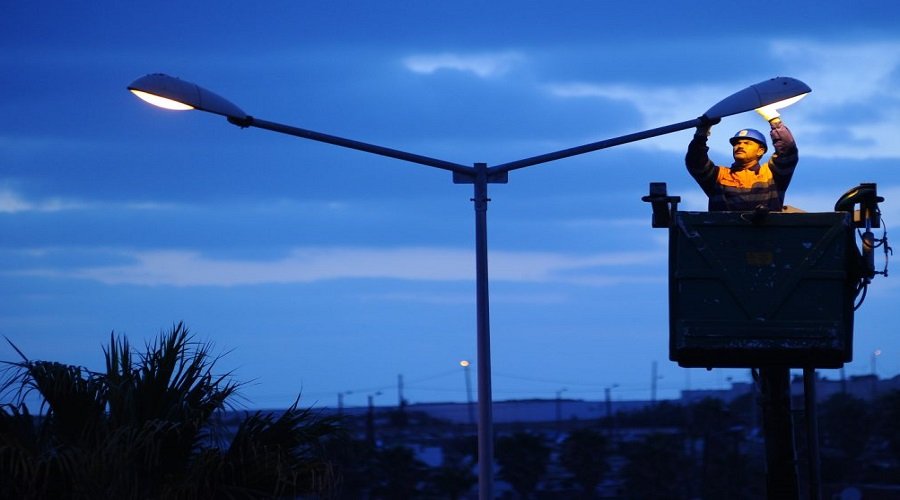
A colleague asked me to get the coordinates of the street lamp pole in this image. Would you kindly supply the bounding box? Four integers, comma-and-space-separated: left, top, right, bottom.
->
460, 360, 476, 427
604, 383, 618, 429
555, 388, 568, 435
129, 74, 810, 500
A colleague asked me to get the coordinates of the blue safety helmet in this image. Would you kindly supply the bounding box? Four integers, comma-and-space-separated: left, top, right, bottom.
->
729, 129, 767, 151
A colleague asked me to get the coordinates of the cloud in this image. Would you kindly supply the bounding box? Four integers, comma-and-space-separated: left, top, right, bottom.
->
0, 188, 182, 214
361, 291, 570, 305
869, 184, 900, 222
18, 246, 666, 288
403, 52, 524, 78
782, 184, 900, 216
546, 82, 715, 126
767, 40, 900, 159
770, 40, 900, 105
545, 39, 900, 160
544, 80, 748, 156
0, 188, 89, 213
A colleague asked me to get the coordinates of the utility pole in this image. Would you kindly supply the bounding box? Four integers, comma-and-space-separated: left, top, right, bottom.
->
366, 392, 381, 447
803, 369, 822, 500
604, 384, 618, 437
759, 367, 799, 499
337, 391, 352, 415
397, 374, 408, 427
555, 388, 567, 436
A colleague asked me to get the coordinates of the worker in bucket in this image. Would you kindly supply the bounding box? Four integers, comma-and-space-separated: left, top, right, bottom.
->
685, 107, 798, 212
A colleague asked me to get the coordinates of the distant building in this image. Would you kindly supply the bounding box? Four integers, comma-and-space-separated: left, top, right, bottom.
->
679, 373, 900, 406
249, 373, 900, 497
792, 373, 900, 401
681, 381, 754, 404
332, 374, 900, 424
377, 398, 654, 425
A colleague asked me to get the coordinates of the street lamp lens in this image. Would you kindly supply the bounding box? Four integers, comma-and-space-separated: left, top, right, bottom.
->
129, 89, 194, 111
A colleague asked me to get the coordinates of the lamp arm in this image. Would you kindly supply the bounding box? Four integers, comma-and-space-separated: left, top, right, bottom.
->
237, 114, 708, 178
490, 117, 702, 174
230, 116, 474, 175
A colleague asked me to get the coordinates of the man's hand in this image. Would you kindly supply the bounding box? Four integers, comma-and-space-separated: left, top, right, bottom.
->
770, 120, 796, 154
695, 115, 721, 138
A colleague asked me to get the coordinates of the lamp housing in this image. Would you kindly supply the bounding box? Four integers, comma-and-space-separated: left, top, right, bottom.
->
703, 77, 811, 121
128, 73, 248, 120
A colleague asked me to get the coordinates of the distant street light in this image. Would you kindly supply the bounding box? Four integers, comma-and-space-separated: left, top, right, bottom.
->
651, 361, 664, 405
872, 349, 883, 375
460, 360, 475, 426
337, 390, 353, 415
129, 74, 810, 500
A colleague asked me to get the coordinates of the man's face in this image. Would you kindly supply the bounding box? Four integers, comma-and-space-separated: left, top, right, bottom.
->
732, 139, 765, 164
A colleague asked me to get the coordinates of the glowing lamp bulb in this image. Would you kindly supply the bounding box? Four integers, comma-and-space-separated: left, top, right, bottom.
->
129, 89, 194, 111
756, 92, 808, 122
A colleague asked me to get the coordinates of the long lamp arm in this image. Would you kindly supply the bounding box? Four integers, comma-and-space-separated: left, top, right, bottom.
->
490, 117, 703, 175
229, 116, 474, 176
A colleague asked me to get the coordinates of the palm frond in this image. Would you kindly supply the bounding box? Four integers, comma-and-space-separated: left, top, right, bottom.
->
1, 338, 34, 408
1, 322, 340, 498
104, 332, 136, 423
224, 400, 342, 496
5, 360, 107, 447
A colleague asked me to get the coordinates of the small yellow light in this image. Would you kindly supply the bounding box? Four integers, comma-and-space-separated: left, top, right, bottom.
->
460, 360, 470, 367
129, 89, 194, 111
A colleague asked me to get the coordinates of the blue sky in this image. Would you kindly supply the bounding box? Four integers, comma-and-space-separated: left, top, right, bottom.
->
3, 2, 899, 409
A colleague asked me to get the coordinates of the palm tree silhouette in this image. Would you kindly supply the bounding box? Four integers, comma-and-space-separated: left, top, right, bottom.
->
0, 322, 341, 499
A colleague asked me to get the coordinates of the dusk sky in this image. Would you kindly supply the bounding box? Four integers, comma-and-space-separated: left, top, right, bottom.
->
3, 2, 899, 410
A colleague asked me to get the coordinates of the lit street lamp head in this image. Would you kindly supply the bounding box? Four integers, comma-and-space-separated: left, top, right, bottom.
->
128, 73, 248, 121
703, 76, 811, 121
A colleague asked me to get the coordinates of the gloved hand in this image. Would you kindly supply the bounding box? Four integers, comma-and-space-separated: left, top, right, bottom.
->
769, 119, 796, 154
695, 115, 720, 139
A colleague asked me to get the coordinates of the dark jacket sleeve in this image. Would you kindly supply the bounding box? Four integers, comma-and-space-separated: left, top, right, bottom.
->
685, 132, 718, 197
769, 121, 798, 179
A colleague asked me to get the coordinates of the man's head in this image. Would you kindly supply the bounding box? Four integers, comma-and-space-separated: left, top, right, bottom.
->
730, 129, 767, 165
